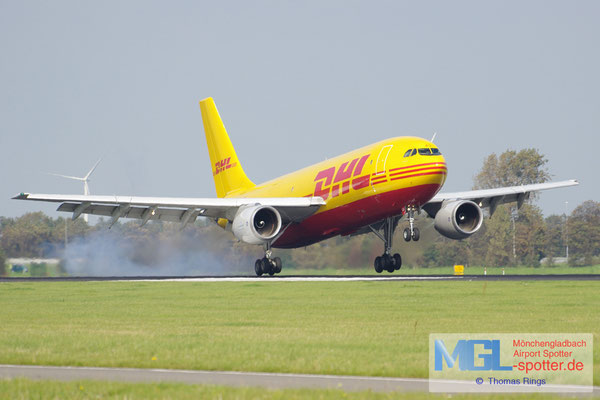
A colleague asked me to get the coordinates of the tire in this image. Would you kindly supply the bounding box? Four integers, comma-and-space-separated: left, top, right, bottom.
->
254, 259, 263, 276
412, 227, 420, 241
274, 257, 282, 273
393, 253, 402, 270
383, 254, 392, 267
262, 258, 274, 276
403, 228, 411, 242
374, 256, 383, 273
382, 254, 394, 273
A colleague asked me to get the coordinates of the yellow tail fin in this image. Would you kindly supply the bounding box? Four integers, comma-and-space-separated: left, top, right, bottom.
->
199, 98, 255, 198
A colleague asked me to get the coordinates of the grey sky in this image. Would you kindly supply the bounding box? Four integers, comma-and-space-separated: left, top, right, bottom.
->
1, 1, 596, 219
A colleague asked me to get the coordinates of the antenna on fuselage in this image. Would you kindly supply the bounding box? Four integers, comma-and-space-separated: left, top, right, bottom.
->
430, 132, 437, 143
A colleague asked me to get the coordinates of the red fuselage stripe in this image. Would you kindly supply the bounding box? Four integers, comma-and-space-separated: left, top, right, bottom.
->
389, 162, 446, 172
390, 171, 446, 181
389, 166, 447, 177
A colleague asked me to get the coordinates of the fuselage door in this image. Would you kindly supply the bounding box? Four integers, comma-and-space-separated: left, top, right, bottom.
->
374, 145, 393, 177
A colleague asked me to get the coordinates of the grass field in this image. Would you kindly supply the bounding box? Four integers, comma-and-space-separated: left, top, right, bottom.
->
0, 378, 580, 400
0, 280, 598, 384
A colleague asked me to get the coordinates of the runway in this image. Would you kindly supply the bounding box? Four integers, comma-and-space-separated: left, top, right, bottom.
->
1, 365, 597, 394
1, 274, 600, 282
0, 365, 426, 392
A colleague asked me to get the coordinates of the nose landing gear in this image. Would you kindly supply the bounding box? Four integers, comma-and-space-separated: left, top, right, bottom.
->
403, 206, 420, 242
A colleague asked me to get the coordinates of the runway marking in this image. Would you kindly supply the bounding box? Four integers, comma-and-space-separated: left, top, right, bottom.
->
0, 365, 597, 394
2, 275, 599, 283
130, 276, 457, 282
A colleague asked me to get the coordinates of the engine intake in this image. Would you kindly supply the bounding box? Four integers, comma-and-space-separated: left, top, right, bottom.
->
232, 205, 282, 245
434, 200, 483, 240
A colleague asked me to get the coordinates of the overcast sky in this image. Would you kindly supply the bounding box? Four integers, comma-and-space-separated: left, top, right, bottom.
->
1, 1, 596, 220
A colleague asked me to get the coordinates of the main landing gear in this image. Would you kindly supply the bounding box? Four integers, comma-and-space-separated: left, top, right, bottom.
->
254, 243, 282, 276
402, 206, 420, 242
370, 217, 402, 273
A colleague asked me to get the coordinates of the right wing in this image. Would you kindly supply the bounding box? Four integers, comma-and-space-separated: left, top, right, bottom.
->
12, 193, 325, 227
423, 179, 579, 217
348, 179, 579, 238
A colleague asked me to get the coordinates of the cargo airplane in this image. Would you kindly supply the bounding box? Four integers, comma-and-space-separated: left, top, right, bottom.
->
15, 98, 578, 275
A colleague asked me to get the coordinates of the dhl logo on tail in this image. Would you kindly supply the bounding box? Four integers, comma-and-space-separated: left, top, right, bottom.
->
214, 157, 238, 176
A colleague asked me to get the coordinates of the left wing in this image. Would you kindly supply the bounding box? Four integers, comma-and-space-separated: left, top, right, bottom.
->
12, 193, 325, 227
422, 179, 579, 217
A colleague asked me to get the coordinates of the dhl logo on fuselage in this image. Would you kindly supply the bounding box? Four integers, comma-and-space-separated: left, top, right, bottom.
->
312, 156, 447, 200
214, 157, 237, 176
313, 154, 370, 200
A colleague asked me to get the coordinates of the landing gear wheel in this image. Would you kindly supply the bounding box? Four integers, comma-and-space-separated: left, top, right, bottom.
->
257, 242, 283, 276
393, 253, 402, 270
381, 254, 393, 273
254, 259, 263, 276
273, 257, 282, 273
411, 227, 420, 241
403, 228, 411, 242
372, 217, 403, 274
374, 256, 383, 273
260, 257, 274, 276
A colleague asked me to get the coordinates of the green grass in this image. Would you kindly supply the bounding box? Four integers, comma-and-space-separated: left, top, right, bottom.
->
0, 281, 598, 386
0, 378, 583, 399
281, 264, 600, 275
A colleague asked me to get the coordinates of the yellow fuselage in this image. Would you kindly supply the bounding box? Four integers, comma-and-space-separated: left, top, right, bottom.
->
231, 136, 446, 248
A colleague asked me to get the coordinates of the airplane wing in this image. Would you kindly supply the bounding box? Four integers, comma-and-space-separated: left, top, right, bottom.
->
348, 179, 579, 238
12, 193, 326, 227
422, 179, 579, 217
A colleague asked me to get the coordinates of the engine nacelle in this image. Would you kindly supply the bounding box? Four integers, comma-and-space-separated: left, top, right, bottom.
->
232, 205, 282, 245
434, 200, 483, 240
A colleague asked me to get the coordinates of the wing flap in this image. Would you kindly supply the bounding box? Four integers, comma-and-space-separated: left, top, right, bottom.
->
56, 203, 191, 223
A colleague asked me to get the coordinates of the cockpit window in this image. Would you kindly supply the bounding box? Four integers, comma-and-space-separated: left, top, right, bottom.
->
411, 148, 417, 156
403, 149, 413, 157
417, 148, 442, 156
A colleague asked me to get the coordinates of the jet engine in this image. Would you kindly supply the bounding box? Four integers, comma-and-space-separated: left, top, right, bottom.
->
232, 205, 283, 245
434, 200, 483, 240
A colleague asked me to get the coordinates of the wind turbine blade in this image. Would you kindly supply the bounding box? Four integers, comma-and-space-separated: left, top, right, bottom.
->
84, 158, 102, 180
47, 172, 85, 181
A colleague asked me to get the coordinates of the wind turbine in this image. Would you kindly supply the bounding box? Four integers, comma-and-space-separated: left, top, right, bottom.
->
48, 158, 102, 223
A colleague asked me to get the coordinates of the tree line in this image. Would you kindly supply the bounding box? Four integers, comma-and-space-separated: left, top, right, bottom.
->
1, 149, 598, 274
